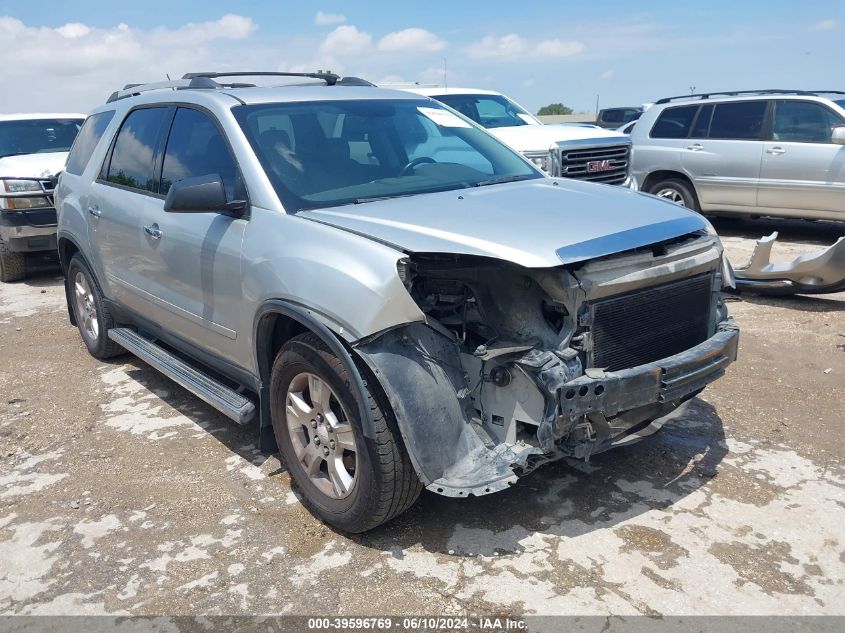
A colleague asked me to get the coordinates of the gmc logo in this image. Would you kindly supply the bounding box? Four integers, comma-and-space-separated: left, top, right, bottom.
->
586, 159, 613, 173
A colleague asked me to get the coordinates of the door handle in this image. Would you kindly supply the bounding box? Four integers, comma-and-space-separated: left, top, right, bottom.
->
143, 224, 162, 240
766, 147, 786, 155
88, 205, 101, 218
686, 143, 704, 151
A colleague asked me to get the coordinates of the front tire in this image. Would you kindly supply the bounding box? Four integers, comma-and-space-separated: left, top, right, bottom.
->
270, 333, 421, 533
0, 238, 26, 283
648, 177, 700, 211
67, 254, 123, 359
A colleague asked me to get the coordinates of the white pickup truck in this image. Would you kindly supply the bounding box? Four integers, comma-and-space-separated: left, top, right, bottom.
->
405, 87, 635, 188
0, 113, 85, 281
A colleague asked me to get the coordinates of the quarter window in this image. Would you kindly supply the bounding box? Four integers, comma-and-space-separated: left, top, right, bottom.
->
106, 107, 169, 193
708, 101, 766, 140
161, 108, 244, 200
66, 111, 114, 176
650, 105, 698, 139
772, 100, 845, 143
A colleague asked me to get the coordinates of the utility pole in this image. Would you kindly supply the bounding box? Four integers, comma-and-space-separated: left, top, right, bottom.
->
595, 94, 600, 118
689, 86, 696, 94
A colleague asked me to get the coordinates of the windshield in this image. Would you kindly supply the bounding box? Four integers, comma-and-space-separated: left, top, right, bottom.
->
0, 119, 83, 158
431, 94, 536, 129
234, 99, 541, 213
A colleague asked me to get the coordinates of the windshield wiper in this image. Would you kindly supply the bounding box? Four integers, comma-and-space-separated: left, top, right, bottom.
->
472, 175, 533, 187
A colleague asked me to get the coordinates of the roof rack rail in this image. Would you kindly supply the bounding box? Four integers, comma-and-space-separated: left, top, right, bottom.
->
106, 71, 374, 103
654, 89, 845, 105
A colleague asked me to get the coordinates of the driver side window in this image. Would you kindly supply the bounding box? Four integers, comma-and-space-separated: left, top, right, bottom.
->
161, 108, 245, 200
772, 100, 844, 144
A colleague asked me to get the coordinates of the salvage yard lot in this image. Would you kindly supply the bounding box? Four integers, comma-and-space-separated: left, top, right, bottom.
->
0, 217, 843, 616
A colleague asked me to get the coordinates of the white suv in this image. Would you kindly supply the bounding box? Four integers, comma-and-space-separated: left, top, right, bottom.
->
403, 87, 635, 188
630, 90, 845, 221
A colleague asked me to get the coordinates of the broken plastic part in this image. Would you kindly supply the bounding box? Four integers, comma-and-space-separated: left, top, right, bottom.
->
733, 232, 845, 295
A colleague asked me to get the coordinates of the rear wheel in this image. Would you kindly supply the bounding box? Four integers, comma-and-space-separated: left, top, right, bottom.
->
0, 238, 26, 283
648, 177, 699, 211
270, 332, 421, 533
67, 254, 123, 359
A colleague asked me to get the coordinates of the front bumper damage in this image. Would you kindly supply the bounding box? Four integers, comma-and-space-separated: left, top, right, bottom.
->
355, 318, 738, 498
733, 231, 845, 295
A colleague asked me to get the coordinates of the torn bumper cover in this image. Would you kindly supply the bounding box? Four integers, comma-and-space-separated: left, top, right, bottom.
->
734, 232, 845, 295
354, 319, 739, 498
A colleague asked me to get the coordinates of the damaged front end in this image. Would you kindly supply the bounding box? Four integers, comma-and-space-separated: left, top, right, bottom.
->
353, 230, 739, 497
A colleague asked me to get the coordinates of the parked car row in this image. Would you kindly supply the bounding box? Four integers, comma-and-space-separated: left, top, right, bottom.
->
47, 71, 738, 532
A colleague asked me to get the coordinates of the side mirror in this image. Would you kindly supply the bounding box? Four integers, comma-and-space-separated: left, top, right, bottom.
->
832, 126, 845, 146
163, 174, 246, 213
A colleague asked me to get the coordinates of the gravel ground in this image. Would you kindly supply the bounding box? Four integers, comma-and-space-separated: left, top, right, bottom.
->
0, 217, 843, 618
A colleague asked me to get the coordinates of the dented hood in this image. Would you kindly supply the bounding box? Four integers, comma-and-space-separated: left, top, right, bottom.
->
299, 178, 709, 268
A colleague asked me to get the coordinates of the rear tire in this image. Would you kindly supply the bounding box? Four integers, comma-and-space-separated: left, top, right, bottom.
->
67, 254, 123, 359
648, 177, 700, 211
270, 332, 421, 533
0, 238, 26, 283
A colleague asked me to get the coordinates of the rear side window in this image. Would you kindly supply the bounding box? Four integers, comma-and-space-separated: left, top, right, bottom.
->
650, 105, 698, 138
772, 100, 845, 143
106, 107, 169, 193
161, 108, 244, 200
708, 101, 767, 140
66, 111, 115, 176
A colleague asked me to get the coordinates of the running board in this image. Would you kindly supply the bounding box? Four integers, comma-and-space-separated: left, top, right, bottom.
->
107, 328, 255, 425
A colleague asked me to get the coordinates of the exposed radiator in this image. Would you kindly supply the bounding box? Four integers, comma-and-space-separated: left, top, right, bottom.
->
590, 274, 713, 371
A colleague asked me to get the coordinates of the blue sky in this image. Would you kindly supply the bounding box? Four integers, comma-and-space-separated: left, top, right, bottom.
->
0, 1, 842, 113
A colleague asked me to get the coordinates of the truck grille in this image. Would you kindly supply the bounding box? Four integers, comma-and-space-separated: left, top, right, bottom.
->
590, 274, 713, 371
560, 145, 630, 185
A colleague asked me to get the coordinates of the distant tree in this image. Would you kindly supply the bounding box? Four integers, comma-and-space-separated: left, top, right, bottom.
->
537, 103, 574, 116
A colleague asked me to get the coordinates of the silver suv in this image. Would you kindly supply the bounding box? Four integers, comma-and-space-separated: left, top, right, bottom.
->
55, 72, 739, 532
631, 90, 845, 221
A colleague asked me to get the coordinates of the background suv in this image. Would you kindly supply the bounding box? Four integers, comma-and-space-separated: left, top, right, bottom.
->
0, 113, 84, 281
631, 90, 845, 221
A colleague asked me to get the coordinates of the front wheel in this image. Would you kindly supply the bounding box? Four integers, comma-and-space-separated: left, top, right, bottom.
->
648, 177, 700, 211
270, 333, 421, 533
67, 254, 123, 359
0, 238, 26, 283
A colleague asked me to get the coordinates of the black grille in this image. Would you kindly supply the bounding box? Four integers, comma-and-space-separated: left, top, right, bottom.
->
560, 144, 630, 185
590, 274, 712, 371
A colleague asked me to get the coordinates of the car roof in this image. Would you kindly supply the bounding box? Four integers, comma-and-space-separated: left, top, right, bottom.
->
0, 113, 86, 122
92, 84, 429, 113
652, 93, 843, 108
402, 87, 503, 97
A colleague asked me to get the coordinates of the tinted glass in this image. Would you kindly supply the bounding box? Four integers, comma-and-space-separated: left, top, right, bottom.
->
107, 108, 169, 192
772, 100, 845, 143
651, 105, 697, 138
708, 101, 766, 140
433, 94, 534, 128
161, 108, 243, 200
235, 99, 540, 213
690, 104, 713, 138
65, 111, 115, 176
835, 99, 845, 109
0, 118, 83, 158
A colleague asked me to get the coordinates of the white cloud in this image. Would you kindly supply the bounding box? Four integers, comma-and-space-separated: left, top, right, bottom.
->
0, 15, 261, 112
811, 19, 837, 31
377, 28, 446, 53
315, 11, 346, 26
465, 33, 584, 60
319, 25, 372, 55
600, 70, 615, 80
534, 38, 585, 57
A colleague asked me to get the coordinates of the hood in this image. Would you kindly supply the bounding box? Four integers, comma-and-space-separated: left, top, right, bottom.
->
0, 152, 68, 178
488, 125, 629, 153
299, 178, 709, 268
